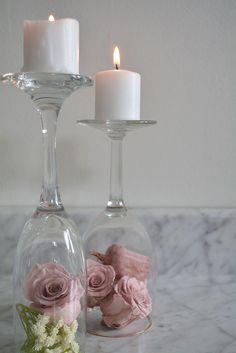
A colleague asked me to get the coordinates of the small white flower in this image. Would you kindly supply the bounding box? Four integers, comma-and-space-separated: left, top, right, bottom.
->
32, 315, 80, 353
55, 348, 63, 353
63, 335, 72, 345
56, 318, 64, 329
63, 324, 71, 335
45, 336, 56, 347
39, 314, 50, 325
71, 320, 78, 334
36, 332, 48, 344
35, 323, 46, 336
34, 342, 43, 351
71, 341, 80, 352
32, 324, 39, 336
54, 335, 61, 344
51, 326, 59, 336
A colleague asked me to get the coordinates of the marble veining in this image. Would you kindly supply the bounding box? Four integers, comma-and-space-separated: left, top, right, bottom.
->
0, 207, 236, 352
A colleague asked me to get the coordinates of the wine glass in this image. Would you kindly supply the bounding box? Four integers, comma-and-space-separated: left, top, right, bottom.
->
1, 72, 93, 353
77, 119, 156, 338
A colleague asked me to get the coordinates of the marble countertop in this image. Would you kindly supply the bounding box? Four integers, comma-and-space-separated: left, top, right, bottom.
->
1, 276, 236, 353
0, 207, 236, 352
86, 279, 236, 353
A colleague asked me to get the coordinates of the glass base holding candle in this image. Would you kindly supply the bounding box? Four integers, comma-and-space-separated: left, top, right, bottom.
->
77, 119, 156, 338
1, 73, 93, 353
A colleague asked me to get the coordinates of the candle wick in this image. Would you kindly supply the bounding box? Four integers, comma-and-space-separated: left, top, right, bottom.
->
115, 64, 119, 70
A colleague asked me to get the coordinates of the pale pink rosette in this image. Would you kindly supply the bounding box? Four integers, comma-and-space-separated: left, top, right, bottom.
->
24, 263, 84, 325
100, 275, 152, 328
87, 259, 116, 308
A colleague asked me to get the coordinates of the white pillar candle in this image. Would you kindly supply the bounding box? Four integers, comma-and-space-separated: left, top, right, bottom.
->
23, 15, 79, 74
95, 47, 141, 120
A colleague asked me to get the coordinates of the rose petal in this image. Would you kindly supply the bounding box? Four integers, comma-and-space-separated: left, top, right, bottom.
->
100, 276, 152, 328
100, 293, 134, 328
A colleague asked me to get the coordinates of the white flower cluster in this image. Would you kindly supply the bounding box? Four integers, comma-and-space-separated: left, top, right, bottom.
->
31, 314, 80, 353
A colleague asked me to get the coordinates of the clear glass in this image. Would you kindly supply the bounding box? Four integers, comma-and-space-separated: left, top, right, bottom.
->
1, 73, 93, 353
77, 119, 156, 338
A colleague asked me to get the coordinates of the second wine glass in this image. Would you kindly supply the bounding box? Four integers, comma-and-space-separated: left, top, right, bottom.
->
77, 119, 156, 338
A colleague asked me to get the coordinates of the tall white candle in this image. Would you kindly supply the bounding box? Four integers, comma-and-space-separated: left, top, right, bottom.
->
95, 47, 141, 120
23, 15, 79, 74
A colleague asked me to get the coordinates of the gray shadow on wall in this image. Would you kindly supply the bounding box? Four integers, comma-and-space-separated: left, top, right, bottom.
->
57, 138, 93, 201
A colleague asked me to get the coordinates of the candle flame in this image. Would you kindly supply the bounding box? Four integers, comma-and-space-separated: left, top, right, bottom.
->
113, 46, 120, 70
48, 14, 55, 22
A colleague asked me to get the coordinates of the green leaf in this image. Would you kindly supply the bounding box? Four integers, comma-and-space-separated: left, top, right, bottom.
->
16, 304, 41, 353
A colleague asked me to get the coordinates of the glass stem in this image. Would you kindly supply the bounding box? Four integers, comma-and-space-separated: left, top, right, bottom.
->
38, 107, 63, 211
106, 137, 126, 210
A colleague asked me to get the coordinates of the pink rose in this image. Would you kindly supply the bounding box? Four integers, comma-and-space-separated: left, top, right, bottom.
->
24, 263, 84, 325
100, 276, 152, 328
87, 259, 115, 308
90, 244, 151, 281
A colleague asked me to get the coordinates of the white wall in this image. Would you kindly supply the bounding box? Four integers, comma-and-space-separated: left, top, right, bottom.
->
0, 0, 235, 207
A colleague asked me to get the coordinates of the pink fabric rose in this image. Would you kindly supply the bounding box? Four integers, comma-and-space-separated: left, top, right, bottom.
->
100, 275, 152, 328
24, 263, 84, 325
87, 259, 115, 308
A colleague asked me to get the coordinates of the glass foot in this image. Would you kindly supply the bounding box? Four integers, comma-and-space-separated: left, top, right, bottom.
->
77, 119, 156, 138
87, 309, 152, 338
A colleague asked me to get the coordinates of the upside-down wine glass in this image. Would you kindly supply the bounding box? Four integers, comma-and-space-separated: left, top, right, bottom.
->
0, 72, 93, 353
77, 119, 156, 338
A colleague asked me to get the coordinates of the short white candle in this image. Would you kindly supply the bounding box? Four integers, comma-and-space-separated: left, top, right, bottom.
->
95, 47, 141, 120
23, 15, 79, 74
